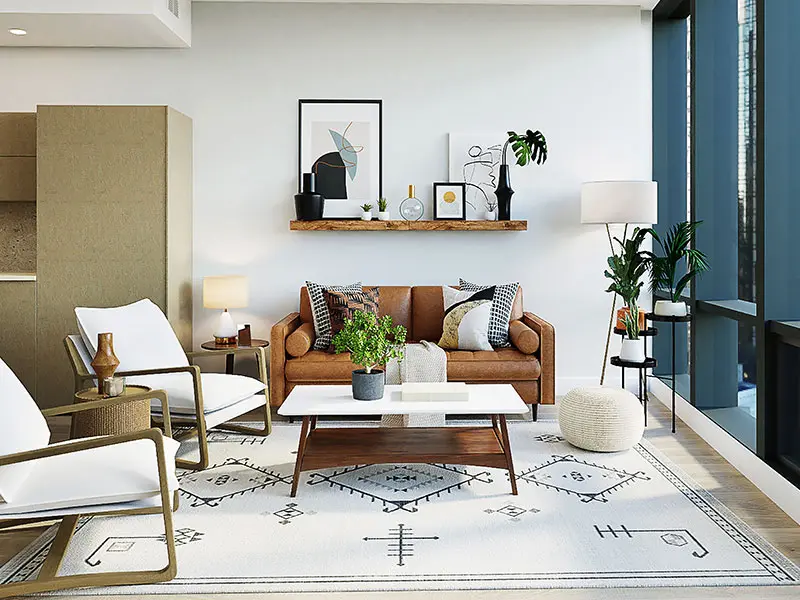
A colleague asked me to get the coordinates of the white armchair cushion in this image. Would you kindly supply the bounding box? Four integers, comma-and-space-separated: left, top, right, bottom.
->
0, 436, 180, 517
132, 372, 265, 415
0, 359, 51, 503
75, 299, 189, 372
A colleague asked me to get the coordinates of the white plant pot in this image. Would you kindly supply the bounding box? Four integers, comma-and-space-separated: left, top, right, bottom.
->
619, 337, 646, 364
484, 209, 497, 221
377, 211, 390, 221
654, 300, 688, 317
361, 211, 373, 221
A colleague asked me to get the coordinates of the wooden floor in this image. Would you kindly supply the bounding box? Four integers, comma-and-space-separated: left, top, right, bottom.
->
1, 400, 799, 599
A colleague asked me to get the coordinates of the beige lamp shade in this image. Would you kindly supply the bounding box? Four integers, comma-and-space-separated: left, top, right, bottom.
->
581, 181, 658, 225
203, 275, 249, 309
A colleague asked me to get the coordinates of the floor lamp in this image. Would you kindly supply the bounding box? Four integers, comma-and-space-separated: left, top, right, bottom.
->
581, 181, 658, 386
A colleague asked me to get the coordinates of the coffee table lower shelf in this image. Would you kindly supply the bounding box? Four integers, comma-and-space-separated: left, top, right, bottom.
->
289, 415, 518, 496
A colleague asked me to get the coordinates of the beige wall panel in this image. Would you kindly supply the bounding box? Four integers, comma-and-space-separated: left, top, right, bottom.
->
0, 157, 36, 201
0, 281, 36, 396
0, 202, 36, 273
166, 108, 193, 350
0, 113, 36, 156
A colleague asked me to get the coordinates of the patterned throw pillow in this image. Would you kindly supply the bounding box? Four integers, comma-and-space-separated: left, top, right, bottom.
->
438, 286, 495, 351
459, 278, 520, 348
323, 287, 381, 348
306, 281, 362, 350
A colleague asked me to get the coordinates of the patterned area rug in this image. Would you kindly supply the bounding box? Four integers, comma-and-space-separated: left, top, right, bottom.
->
1, 420, 799, 593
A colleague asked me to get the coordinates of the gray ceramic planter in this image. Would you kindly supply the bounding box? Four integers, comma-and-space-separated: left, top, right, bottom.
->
352, 369, 385, 401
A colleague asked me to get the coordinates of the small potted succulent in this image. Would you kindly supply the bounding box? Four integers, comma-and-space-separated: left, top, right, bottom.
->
484, 198, 498, 221
648, 221, 709, 317
332, 310, 407, 401
360, 203, 373, 221
619, 304, 646, 363
377, 197, 390, 221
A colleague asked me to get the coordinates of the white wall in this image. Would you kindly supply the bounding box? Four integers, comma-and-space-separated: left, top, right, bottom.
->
0, 2, 652, 392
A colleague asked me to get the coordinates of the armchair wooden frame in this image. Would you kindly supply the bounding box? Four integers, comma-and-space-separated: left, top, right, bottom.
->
64, 337, 272, 471
0, 391, 178, 598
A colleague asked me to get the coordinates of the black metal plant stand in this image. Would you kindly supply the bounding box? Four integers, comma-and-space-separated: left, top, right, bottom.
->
610, 326, 658, 427
646, 312, 692, 434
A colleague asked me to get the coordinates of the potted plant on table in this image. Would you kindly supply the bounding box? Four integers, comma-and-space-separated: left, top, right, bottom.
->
604, 227, 651, 363
377, 198, 390, 221
360, 204, 373, 221
619, 304, 646, 363
332, 310, 407, 401
648, 221, 709, 317
495, 129, 548, 221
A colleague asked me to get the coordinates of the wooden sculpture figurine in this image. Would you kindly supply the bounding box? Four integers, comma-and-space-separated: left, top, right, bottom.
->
90, 332, 120, 394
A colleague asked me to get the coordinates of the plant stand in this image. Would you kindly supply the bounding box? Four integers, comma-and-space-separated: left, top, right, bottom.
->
610, 327, 657, 427
646, 312, 692, 434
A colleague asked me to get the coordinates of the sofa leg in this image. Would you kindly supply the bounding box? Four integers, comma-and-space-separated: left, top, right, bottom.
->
531, 403, 539, 422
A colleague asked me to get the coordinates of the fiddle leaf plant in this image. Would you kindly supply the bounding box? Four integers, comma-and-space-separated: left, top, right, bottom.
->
604, 226, 652, 310
331, 310, 407, 373
648, 221, 709, 302
503, 129, 548, 167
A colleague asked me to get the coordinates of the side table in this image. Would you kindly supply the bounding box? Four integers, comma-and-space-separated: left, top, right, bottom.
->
72, 385, 153, 439
647, 312, 692, 433
610, 355, 657, 426
200, 339, 269, 375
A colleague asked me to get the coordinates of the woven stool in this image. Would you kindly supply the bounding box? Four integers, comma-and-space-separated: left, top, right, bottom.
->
558, 386, 644, 452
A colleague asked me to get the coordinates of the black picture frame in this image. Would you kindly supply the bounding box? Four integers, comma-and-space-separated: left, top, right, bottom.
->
433, 182, 467, 220
298, 99, 383, 218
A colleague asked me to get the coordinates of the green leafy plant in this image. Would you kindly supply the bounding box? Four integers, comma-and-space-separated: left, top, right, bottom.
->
604, 227, 652, 310
332, 310, 407, 373
622, 304, 641, 340
377, 197, 388, 212
360, 203, 373, 212
647, 221, 709, 302
503, 130, 548, 167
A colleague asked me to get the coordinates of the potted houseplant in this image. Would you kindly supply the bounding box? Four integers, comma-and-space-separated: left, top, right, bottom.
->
648, 221, 709, 317
484, 198, 498, 221
619, 304, 646, 363
604, 227, 650, 331
331, 310, 407, 401
360, 203, 373, 221
496, 129, 548, 221
377, 198, 390, 221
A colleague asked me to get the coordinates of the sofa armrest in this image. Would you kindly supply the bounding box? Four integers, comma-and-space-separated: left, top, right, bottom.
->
270, 313, 303, 407
522, 312, 555, 405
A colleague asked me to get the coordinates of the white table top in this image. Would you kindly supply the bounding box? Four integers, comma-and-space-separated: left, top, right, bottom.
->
278, 384, 529, 417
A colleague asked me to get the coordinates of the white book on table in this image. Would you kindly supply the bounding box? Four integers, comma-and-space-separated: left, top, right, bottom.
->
400, 382, 470, 402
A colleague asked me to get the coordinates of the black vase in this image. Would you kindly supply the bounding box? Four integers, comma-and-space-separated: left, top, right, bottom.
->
294, 173, 325, 221
494, 165, 514, 221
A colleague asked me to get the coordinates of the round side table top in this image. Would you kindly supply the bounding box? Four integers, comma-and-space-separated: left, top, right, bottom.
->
75, 384, 152, 401
647, 313, 692, 323
201, 339, 269, 352
610, 356, 658, 369
614, 327, 659, 337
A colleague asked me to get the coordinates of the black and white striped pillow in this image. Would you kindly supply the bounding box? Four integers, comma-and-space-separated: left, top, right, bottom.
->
458, 278, 520, 347
306, 281, 362, 350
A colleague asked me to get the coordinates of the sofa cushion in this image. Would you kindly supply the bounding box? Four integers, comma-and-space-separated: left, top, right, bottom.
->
286, 322, 315, 358
128, 372, 265, 415
459, 279, 520, 347
439, 286, 494, 351
324, 286, 380, 344
509, 320, 541, 354
411, 286, 446, 342
305, 281, 362, 350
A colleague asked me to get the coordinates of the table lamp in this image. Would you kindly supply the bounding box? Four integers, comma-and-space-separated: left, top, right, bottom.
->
203, 275, 249, 346
581, 181, 658, 385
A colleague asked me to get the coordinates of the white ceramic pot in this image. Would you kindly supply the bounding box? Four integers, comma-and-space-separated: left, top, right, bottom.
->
361, 211, 373, 221
619, 337, 646, 364
654, 300, 688, 317
484, 209, 497, 221
377, 211, 390, 221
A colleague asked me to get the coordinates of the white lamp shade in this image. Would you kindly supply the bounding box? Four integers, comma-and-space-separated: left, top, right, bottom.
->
203, 276, 249, 309
581, 181, 658, 225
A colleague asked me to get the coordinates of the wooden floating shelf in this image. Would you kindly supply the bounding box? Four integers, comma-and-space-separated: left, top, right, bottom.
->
289, 220, 527, 232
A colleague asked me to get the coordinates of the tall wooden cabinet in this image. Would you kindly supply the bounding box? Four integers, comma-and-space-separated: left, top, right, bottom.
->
36, 106, 193, 407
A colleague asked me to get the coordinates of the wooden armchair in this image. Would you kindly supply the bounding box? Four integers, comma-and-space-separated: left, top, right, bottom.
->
0, 358, 179, 598
65, 299, 272, 471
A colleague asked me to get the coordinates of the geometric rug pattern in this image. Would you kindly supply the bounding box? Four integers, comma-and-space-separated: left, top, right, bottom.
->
1, 420, 798, 593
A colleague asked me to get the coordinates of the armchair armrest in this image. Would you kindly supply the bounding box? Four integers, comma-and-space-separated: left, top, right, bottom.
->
270, 312, 302, 407
522, 312, 556, 405
42, 389, 173, 438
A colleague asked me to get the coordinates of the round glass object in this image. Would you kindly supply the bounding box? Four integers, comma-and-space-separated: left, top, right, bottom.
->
400, 196, 424, 221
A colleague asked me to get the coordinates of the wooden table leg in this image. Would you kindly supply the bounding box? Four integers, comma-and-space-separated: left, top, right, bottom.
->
310, 415, 318, 430
290, 416, 311, 497
497, 415, 518, 495
225, 353, 235, 375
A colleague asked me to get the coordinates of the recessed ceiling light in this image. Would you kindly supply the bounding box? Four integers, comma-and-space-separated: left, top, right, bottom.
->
8, 28, 27, 36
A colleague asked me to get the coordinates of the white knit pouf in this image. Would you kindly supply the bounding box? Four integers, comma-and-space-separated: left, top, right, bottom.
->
558, 386, 645, 452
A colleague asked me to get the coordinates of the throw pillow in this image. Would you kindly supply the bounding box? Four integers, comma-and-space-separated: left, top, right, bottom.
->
306, 281, 362, 350
459, 278, 520, 347
438, 286, 495, 351
323, 286, 381, 346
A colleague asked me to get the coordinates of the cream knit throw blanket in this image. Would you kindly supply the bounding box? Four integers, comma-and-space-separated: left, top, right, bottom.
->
382, 341, 447, 428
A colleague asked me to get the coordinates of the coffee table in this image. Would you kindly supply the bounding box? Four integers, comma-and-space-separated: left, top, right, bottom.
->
278, 384, 529, 497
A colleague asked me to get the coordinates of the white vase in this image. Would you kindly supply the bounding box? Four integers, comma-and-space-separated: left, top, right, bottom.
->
619, 337, 646, 363
361, 211, 372, 221
377, 211, 390, 221
654, 300, 688, 317
484, 209, 497, 221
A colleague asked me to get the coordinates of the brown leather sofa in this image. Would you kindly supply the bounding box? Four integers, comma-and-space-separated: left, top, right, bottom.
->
270, 285, 555, 418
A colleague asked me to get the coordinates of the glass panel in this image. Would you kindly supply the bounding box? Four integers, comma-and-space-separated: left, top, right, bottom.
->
738, 0, 757, 302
